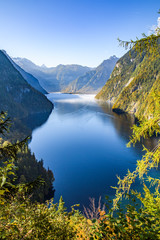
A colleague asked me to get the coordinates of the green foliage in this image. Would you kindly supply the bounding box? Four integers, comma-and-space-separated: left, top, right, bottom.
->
0, 111, 11, 135
0, 112, 90, 239
112, 89, 160, 210
96, 49, 160, 119
1, 13, 160, 239
118, 33, 160, 55
94, 11, 160, 239
118, 9, 160, 56
0, 112, 55, 203
105, 14, 160, 238
96, 12, 160, 119
15, 147, 55, 202
91, 196, 160, 240
0, 197, 76, 240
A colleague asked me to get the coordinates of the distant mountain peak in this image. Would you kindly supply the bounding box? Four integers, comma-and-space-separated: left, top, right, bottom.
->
109, 55, 118, 60
64, 56, 119, 94
12, 55, 118, 93
100, 56, 119, 67
13, 57, 91, 92
41, 64, 47, 68
14, 57, 32, 62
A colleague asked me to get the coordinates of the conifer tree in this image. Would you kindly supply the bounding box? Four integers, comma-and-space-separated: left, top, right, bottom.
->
113, 10, 160, 209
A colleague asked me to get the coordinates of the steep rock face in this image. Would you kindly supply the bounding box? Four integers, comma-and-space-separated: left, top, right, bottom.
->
64, 56, 119, 93
3, 51, 47, 94
96, 49, 160, 118
64, 70, 96, 93
0, 50, 53, 119
13, 57, 91, 92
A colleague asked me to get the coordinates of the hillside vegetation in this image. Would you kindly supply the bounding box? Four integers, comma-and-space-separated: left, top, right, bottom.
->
1, 51, 160, 238
1, 11, 160, 239
0, 50, 53, 118
0, 50, 55, 202
96, 48, 160, 119
0, 50, 53, 139
1, 114, 160, 239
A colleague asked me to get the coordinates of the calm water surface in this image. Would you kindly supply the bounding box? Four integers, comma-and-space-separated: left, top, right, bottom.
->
29, 93, 157, 210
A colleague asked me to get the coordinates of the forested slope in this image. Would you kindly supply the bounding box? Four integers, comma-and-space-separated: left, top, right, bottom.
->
96, 48, 160, 118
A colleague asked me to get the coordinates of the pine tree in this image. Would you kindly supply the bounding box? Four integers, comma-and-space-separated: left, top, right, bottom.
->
113, 10, 160, 209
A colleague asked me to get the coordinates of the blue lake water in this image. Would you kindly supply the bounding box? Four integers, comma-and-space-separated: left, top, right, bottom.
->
29, 93, 157, 210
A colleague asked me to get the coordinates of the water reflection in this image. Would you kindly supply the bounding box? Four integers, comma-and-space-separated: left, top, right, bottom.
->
22, 112, 51, 132
97, 101, 158, 152
29, 93, 158, 211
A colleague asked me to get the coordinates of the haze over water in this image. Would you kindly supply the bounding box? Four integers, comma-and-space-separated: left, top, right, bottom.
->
29, 93, 156, 210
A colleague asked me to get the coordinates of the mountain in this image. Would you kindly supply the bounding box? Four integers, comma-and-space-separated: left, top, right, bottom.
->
0, 50, 53, 139
96, 49, 160, 118
2, 51, 47, 94
13, 57, 91, 92
64, 56, 119, 94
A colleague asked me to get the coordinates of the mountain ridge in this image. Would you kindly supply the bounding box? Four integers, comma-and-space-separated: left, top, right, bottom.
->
64, 56, 119, 94
96, 49, 160, 118
0, 50, 53, 139
13, 57, 92, 92
3, 51, 47, 94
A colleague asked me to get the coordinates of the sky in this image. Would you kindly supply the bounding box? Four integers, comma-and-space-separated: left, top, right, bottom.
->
0, 0, 159, 67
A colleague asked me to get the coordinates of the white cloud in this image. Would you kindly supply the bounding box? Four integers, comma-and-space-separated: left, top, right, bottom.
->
148, 25, 156, 34
148, 17, 160, 35
157, 17, 160, 28
155, 17, 160, 35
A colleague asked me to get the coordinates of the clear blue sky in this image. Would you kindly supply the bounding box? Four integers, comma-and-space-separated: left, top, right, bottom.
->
0, 0, 159, 67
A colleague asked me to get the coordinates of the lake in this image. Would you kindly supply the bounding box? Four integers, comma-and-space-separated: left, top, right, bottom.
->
29, 93, 157, 210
